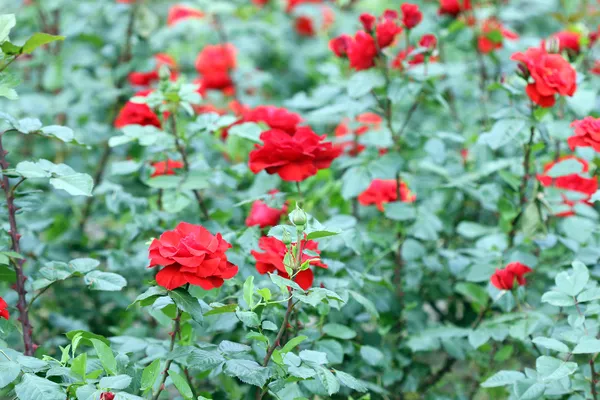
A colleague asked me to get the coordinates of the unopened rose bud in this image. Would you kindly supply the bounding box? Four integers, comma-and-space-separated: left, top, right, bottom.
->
545, 36, 560, 54
282, 229, 292, 245
516, 63, 529, 79
100, 393, 115, 400
290, 205, 307, 227
158, 64, 171, 81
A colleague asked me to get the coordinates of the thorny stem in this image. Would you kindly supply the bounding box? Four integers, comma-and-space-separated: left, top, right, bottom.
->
508, 125, 535, 247
475, 48, 490, 130
169, 116, 210, 219
0, 132, 34, 356
151, 308, 183, 400
591, 359, 598, 400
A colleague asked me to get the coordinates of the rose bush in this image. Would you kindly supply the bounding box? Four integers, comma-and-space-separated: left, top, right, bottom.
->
1, 0, 600, 399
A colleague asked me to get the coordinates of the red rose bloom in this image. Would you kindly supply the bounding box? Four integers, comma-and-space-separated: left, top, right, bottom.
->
359, 13, 376, 31
195, 44, 237, 92
151, 159, 184, 178
537, 156, 598, 196
511, 47, 577, 107
114, 91, 162, 129
401, 3, 422, 29
246, 191, 288, 228
251, 236, 327, 290
347, 31, 378, 71
330, 34, 353, 57
293, 6, 334, 36
490, 262, 532, 290
358, 179, 416, 211
546, 31, 581, 54
148, 222, 238, 290
335, 112, 384, 155
438, 0, 472, 16
128, 53, 177, 87
568, 117, 600, 152
249, 127, 341, 182
167, 5, 204, 26
419, 34, 437, 50
243, 106, 303, 135
0, 297, 9, 320
392, 46, 439, 70
477, 19, 518, 54
591, 61, 600, 75
100, 393, 115, 400
376, 16, 403, 49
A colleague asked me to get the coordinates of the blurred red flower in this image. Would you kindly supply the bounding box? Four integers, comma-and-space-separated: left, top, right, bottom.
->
490, 262, 532, 290
537, 155, 598, 196
568, 117, 600, 152
477, 19, 518, 54
401, 3, 422, 29
151, 159, 184, 178
347, 31, 378, 71
246, 191, 288, 228
114, 90, 162, 128
167, 4, 204, 26
128, 53, 178, 87
195, 44, 237, 92
243, 105, 303, 135
358, 179, 416, 211
0, 297, 9, 320
438, 0, 472, 17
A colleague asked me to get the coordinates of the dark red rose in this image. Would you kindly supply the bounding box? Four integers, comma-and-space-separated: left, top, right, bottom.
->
347, 31, 378, 71
546, 31, 581, 54
128, 53, 178, 87
477, 19, 518, 54
376, 17, 402, 49
359, 13, 376, 31
251, 236, 327, 290
511, 47, 576, 107
419, 34, 437, 50
330, 34, 353, 57
0, 297, 9, 320
490, 262, 532, 290
438, 0, 471, 17
537, 155, 598, 196
148, 222, 238, 290
248, 127, 341, 182
335, 112, 384, 155
195, 44, 237, 92
568, 117, 600, 152
167, 4, 204, 26
114, 91, 162, 129
242, 106, 302, 135
358, 179, 416, 211
151, 159, 184, 178
100, 393, 115, 400
246, 191, 288, 228
401, 3, 422, 29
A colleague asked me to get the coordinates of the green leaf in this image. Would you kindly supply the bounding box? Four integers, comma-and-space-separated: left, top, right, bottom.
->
169, 289, 204, 323
322, 323, 356, 340
228, 122, 263, 142
218, 340, 251, 354
168, 370, 193, 399
334, 369, 367, 392
572, 338, 600, 354
235, 310, 261, 327
68, 258, 100, 274
223, 359, 270, 387
347, 70, 385, 98
531, 337, 569, 353
384, 202, 417, 221
577, 287, 600, 303
65, 330, 110, 346
348, 290, 379, 319
14, 374, 65, 400
40, 126, 75, 143
99, 375, 132, 390
554, 261, 589, 296
299, 349, 328, 365
186, 349, 225, 371
305, 229, 341, 240
70, 352, 87, 379
204, 303, 237, 316
91, 338, 117, 375
0, 360, 20, 389
541, 291, 575, 307
536, 356, 577, 381
281, 335, 308, 354
269, 273, 305, 293
243, 276, 255, 309
49, 173, 94, 197
360, 345, 384, 366
478, 119, 527, 150
514, 379, 546, 400
0, 15, 16, 44
313, 365, 340, 396
141, 359, 161, 391
130, 286, 167, 308
22, 33, 65, 54
481, 370, 525, 387
455, 282, 488, 307
84, 271, 127, 291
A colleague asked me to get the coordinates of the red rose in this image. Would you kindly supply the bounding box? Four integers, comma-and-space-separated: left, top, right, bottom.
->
0, 297, 9, 320
546, 31, 581, 54
246, 191, 288, 228
330, 34, 353, 57
114, 91, 162, 129
511, 47, 576, 108
242, 106, 303, 135
537, 156, 598, 196
151, 159, 184, 178
358, 179, 416, 211
100, 393, 115, 400
359, 13, 376, 31
477, 19, 518, 54
286, 0, 322, 13
490, 262, 532, 290
401, 3, 422, 29
438, 0, 471, 17
294, 6, 334, 36
392, 46, 439, 70
591, 61, 600, 75
419, 34, 437, 50
251, 236, 327, 290
148, 222, 238, 290
249, 127, 341, 182
128, 54, 177, 87
195, 44, 237, 92
376, 17, 402, 49
347, 31, 378, 71
335, 112, 383, 155
167, 5, 204, 26
568, 117, 600, 152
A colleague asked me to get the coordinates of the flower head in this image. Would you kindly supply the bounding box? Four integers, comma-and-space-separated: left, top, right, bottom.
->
167, 4, 204, 26
477, 19, 518, 54
401, 3, 422, 29
330, 34, 353, 57
114, 90, 162, 128
347, 31, 378, 71
438, 0, 471, 17
128, 54, 178, 87
0, 297, 9, 320
151, 159, 184, 178
195, 44, 237, 92
568, 117, 600, 152
536, 156, 598, 196
242, 106, 302, 135
490, 262, 532, 290
358, 179, 416, 211
246, 191, 288, 228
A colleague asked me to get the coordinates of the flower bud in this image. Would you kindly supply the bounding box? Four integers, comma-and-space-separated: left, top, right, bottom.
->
290, 205, 307, 227
158, 64, 172, 81
545, 36, 560, 54
282, 229, 292, 245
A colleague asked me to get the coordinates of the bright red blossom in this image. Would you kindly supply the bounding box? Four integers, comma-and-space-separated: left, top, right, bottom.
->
246, 191, 288, 228
490, 262, 532, 290
248, 127, 341, 182
347, 31, 378, 71
537, 156, 598, 196
546, 31, 581, 54
114, 90, 162, 129
335, 112, 384, 155
438, 0, 472, 17
419, 34, 437, 50
243, 106, 303, 135
251, 236, 327, 290
568, 117, 600, 152
401, 3, 422, 29
151, 159, 184, 178
511, 47, 576, 107
195, 44, 237, 92
376, 16, 403, 49
128, 54, 177, 87
100, 393, 115, 400
148, 222, 238, 290
477, 19, 518, 54
0, 297, 9, 320
358, 179, 416, 211
359, 13, 376, 31
329, 34, 353, 57
167, 5, 204, 26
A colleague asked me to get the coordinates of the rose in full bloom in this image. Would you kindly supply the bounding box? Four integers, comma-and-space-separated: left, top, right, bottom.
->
242, 106, 303, 135
568, 117, 600, 152
114, 90, 162, 128
375, 11, 403, 49
329, 34, 353, 57
438, 0, 472, 17
195, 44, 237, 92
148, 222, 238, 290
347, 31, 378, 71
0, 297, 9, 320
536, 156, 598, 196
167, 4, 204, 26
545, 31, 581, 55
477, 19, 518, 54
246, 191, 288, 228
401, 3, 422, 29
490, 262, 532, 290
511, 47, 576, 107
335, 112, 384, 155
100, 393, 115, 400
151, 159, 184, 178
251, 236, 327, 290
248, 127, 341, 182
358, 179, 416, 211
128, 54, 177, 87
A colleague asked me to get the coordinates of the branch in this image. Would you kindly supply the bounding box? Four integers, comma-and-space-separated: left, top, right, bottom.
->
508, 125, 535, 247
152, 309, 182, 400
0, 132, 34, 356
591, 359, 598, 400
